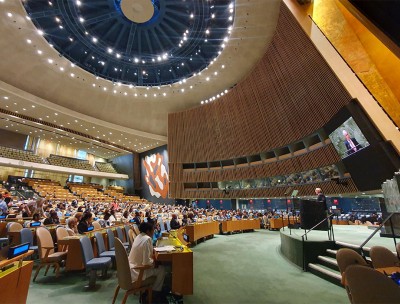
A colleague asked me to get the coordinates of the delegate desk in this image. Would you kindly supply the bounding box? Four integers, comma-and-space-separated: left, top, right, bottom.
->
0, 250, 34, 303
58, 235, 85, 271
185, 221, 219, 244
222, 219, 260, 233
155, 234, 193, 295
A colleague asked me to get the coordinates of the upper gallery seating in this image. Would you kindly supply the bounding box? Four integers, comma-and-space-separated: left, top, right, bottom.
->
68, 183, 108, 201
95, 162, 118, 174
47, 155, 95, 171
30, 179, 78, 202
0, 146, 47, 164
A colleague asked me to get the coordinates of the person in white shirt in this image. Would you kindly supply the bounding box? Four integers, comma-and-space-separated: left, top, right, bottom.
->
128, 222, 166, 295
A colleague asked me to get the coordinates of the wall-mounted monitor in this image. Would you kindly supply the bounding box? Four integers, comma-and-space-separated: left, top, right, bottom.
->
329, 117, 370, 159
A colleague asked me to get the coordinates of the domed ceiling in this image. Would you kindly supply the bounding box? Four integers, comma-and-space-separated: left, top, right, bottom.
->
0, 0, 281, 153
24, 0, 234, 86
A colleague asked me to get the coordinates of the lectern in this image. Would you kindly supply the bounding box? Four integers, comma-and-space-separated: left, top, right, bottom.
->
299, 199, 328, 230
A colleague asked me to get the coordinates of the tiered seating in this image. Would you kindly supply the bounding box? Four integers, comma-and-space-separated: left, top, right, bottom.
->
104, 189, 124, 200
47, 154, 95, 171
31, 180, 78, 202
68, 183, 108, 201
95, 162, 118, 174
0, 146, 46, 164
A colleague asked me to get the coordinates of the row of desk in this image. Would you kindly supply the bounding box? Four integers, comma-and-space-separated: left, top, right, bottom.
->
184, 219, 261, 244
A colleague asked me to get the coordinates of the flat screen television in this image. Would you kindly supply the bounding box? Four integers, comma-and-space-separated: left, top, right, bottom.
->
329, 117, 370, 159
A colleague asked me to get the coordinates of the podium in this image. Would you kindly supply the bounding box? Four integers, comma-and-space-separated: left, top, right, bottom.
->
300, 200, 328, 231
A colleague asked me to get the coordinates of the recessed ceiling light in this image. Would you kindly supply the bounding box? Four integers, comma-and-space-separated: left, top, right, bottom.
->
47, 58, 53, 64
32, 105, 35, 108
3, 96, 9, 100
79, 17, 84, 22
37, 29, 44, 35
26, 39, 32, 44
7, 12, 12, 17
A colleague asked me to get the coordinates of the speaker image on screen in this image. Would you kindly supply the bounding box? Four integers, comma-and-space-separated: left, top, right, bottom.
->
300, 200, 328, 230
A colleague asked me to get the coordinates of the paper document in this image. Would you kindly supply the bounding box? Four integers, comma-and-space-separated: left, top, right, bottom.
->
154, 246, 176, 252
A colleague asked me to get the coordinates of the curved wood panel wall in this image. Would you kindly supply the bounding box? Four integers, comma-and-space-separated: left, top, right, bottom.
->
168, 3, 358, 198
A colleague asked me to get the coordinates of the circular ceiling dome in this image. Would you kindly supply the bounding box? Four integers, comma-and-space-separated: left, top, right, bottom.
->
120, 0, 154, 24
23, 0, 235, 87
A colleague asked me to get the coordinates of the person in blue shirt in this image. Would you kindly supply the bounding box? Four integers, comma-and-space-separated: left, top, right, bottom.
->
0, 194, 8, 215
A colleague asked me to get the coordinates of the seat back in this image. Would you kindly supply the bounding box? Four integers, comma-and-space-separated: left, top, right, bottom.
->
94, 232, 106, 254
132, 224, 140, 236
336, 248, 367, 276
36, 227, 55, 259
370, 246, 399, 268
114, 237, 133, 291
92, 221, 101, 230
20, 228, 33, 246
116, 227, 125, 242
158, 218, 166, 233
106, 229, 115, 249
128, 229, 135, 246
79, 236, 94, 266
396, 243, 400, 258
124, 225, 130, 243
346, 265, 400, 304
56, 227, 69, 241
9, 222, 23, 232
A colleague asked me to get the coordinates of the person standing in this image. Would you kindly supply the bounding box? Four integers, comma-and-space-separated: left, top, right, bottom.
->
315, 188, 327, 211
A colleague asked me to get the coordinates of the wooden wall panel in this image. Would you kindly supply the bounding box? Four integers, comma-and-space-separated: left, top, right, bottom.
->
168, 2, 357, 198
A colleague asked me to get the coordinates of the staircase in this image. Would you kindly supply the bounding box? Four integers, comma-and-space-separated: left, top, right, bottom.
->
307, 241, 372, 287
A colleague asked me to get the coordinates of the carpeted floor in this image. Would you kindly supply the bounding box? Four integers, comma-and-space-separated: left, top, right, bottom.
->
27, 229, 348, 304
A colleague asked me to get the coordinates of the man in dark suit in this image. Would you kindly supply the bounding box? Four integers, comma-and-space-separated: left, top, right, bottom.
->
343, 130, 362, 156
315, 187, 327, 211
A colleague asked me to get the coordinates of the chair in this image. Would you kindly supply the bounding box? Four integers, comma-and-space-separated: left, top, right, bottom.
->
128, 229, 135, 247
336, 248, 368, 302
396, 243, 400, 258
132, 224, 140, 236
124, 225, 131, 244
346, 265, 400, 304
116, 227, 129, 247
107, 229, 128, 251
56, 227, 69, 251
112, 237, 155, 304
20, 228, 38, 256
92, 221, 101, 230
94, 232, 115, 262
370, 246, 400, 268
80, 236, 112, 288
33, 227, 68, 282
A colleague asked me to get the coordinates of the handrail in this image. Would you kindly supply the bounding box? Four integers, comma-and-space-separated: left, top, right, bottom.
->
301, 214, 335, 271
302, 213, 334, 240
359, 213, 396, 258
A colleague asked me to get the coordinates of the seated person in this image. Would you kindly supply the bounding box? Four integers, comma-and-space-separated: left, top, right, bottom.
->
132, 211, 141, 226
43, 210, 60, 225
77, 212, 94, 234
170, 214, 181, 230
26, 213, 42, 227
128, 222, 166, 301
66, 217, 78, 236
